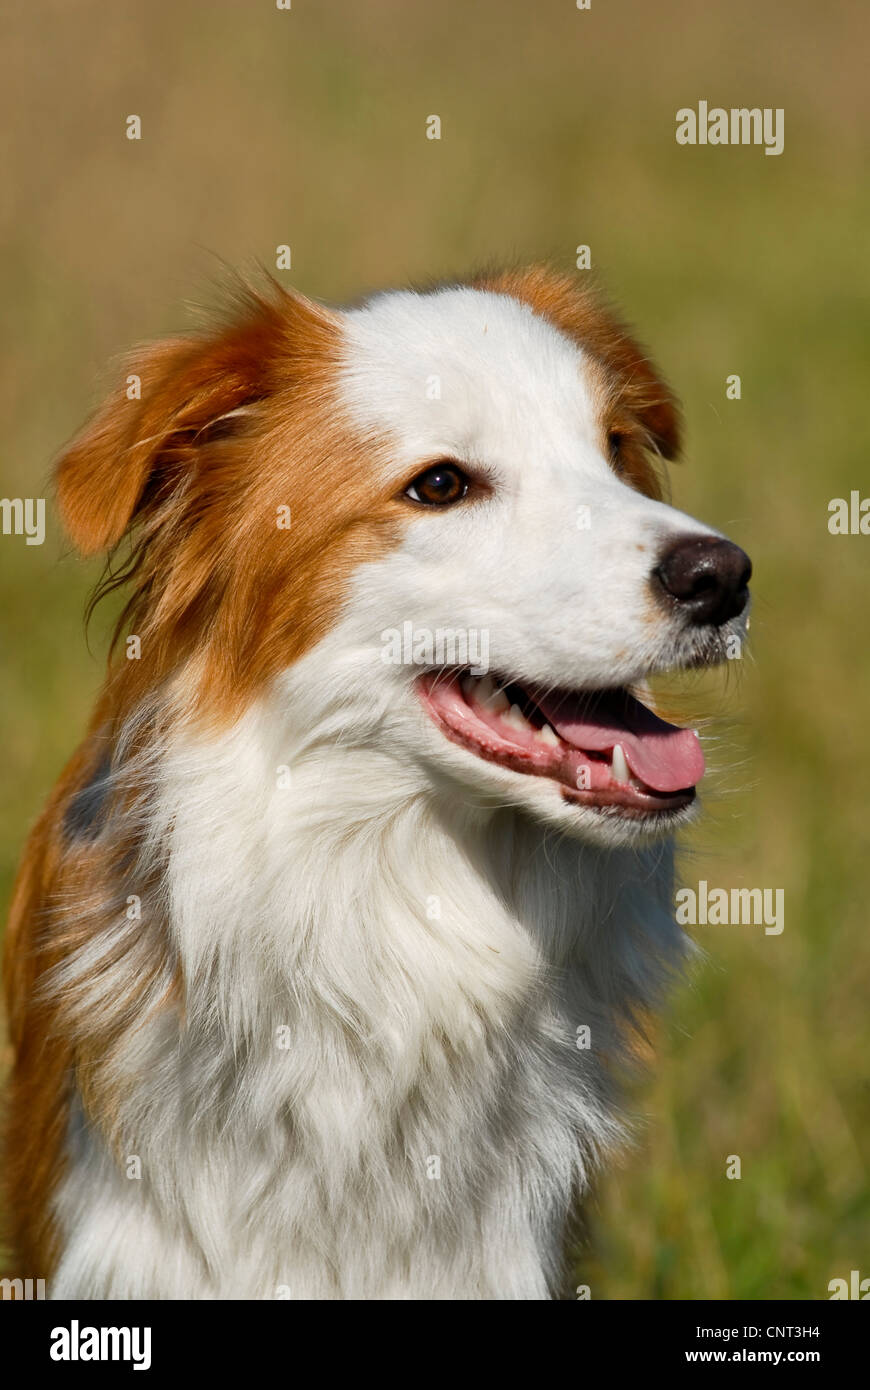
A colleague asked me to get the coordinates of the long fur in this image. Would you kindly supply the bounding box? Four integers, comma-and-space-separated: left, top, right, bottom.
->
3, 267, 747, 1298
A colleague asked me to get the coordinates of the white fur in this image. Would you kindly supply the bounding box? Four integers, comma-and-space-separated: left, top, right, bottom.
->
50, 286, 745, 1299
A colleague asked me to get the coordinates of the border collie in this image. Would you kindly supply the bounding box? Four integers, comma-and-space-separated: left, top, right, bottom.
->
3, 266, 750, 1298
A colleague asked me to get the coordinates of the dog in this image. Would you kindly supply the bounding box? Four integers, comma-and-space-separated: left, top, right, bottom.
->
3, 266, 750, 1298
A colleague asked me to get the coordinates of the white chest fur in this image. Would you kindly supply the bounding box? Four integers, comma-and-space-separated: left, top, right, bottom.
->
52, 696, 682, 1299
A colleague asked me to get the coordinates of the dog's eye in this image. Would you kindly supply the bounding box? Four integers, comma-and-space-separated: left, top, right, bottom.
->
608, 430, 625, 458
404, 463, 469, 507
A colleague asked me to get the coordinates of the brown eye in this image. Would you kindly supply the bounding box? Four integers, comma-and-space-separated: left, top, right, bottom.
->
404, 463, 469, 507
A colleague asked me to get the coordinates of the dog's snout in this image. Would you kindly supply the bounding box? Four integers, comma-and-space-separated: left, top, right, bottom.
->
653, 535, 752, 626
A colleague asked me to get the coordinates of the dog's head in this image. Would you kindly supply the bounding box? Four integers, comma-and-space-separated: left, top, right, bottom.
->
57, 267, 750, 846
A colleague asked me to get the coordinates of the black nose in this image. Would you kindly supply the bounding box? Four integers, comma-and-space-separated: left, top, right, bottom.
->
653, 535, 752, 626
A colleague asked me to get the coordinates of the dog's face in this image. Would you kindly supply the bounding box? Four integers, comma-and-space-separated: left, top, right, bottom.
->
57, 269, 749, 848
325, 275, 750, 845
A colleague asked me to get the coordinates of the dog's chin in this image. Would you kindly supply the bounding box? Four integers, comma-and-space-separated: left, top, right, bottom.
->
413, 666, 708, 846
526, 786, 700, 848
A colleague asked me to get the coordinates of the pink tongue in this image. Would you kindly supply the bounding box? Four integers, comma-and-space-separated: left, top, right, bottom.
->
534, 687, 704, 794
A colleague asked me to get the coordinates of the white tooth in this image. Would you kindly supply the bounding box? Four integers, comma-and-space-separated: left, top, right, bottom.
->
538, 723, 560, 746
611, 743, 630, 783
484, 685, 510, 713
460, 675, 476, 699
503, 703, 532, 732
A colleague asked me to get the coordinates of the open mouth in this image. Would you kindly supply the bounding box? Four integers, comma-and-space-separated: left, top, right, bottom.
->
417, 671, 705, 818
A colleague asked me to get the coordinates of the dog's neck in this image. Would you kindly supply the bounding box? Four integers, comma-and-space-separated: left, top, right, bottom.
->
152, 698, 679, 1049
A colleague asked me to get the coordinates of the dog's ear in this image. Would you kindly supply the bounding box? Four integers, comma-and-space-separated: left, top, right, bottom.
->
475, 265, 681, 460
56, 286, 334, 555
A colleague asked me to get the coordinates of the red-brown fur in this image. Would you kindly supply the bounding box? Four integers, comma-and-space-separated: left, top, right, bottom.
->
3, 281, 406, 1276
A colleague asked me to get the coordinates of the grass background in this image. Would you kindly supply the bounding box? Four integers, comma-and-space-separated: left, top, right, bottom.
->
1, 0, 868, 1298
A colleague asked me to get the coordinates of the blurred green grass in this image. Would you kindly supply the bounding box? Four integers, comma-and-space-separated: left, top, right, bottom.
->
1, 0, 868, 1298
